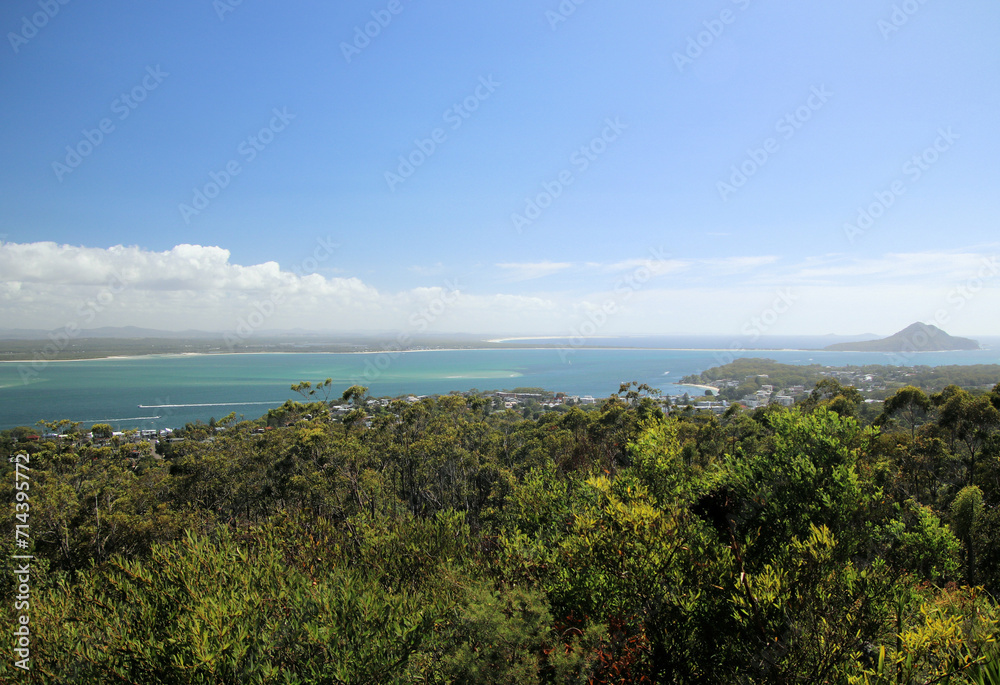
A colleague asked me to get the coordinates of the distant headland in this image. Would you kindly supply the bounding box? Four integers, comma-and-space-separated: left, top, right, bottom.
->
823, 323, 980, 353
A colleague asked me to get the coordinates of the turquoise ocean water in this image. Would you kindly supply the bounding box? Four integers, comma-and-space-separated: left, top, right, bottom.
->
1, 347, 999, 431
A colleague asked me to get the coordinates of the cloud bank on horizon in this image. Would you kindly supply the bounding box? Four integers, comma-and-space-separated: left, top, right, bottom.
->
1, 241, 997, 337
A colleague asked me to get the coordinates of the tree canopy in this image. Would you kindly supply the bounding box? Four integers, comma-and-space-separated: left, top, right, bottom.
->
2, 375, 1000, 682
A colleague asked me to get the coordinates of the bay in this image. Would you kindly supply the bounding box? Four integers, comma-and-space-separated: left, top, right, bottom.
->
1, 346, 999, 431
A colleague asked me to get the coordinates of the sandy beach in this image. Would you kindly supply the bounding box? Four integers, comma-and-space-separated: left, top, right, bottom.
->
679, 383, 720, 393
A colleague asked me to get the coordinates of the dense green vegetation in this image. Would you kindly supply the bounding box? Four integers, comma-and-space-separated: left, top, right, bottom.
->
2, 377, 1000, 683
682, 358, 1000, 401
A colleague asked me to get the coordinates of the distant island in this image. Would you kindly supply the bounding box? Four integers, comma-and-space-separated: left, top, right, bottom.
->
823, 322, 980, 353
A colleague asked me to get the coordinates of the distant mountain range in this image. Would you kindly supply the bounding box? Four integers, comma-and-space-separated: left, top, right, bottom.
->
0, 326, 376, 341
823, 323, 980, 352
0, 325, 990, 352
0, 326, 226, 340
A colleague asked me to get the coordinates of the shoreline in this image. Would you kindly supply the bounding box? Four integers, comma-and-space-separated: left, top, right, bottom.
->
0, 346, 837, 364
0, 345, 993, 364
678, 383, 721, 393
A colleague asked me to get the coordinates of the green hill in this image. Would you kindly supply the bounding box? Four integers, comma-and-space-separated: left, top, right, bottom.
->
824, 322, 979, 352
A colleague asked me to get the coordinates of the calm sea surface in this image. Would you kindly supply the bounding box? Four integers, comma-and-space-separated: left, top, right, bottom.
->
1, 347, 999, 431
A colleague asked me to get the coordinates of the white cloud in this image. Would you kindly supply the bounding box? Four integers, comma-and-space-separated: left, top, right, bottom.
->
783, 249, 1000, 286
0, 242, 566, 334
0, 242, 381, 331
1, 242, 998, 336
0, 242, 289, 291
603, 256, 689, 275
597, 254, 777, 280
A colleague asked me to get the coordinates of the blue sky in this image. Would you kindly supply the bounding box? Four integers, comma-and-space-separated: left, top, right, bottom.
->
1, 0, 998, 337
